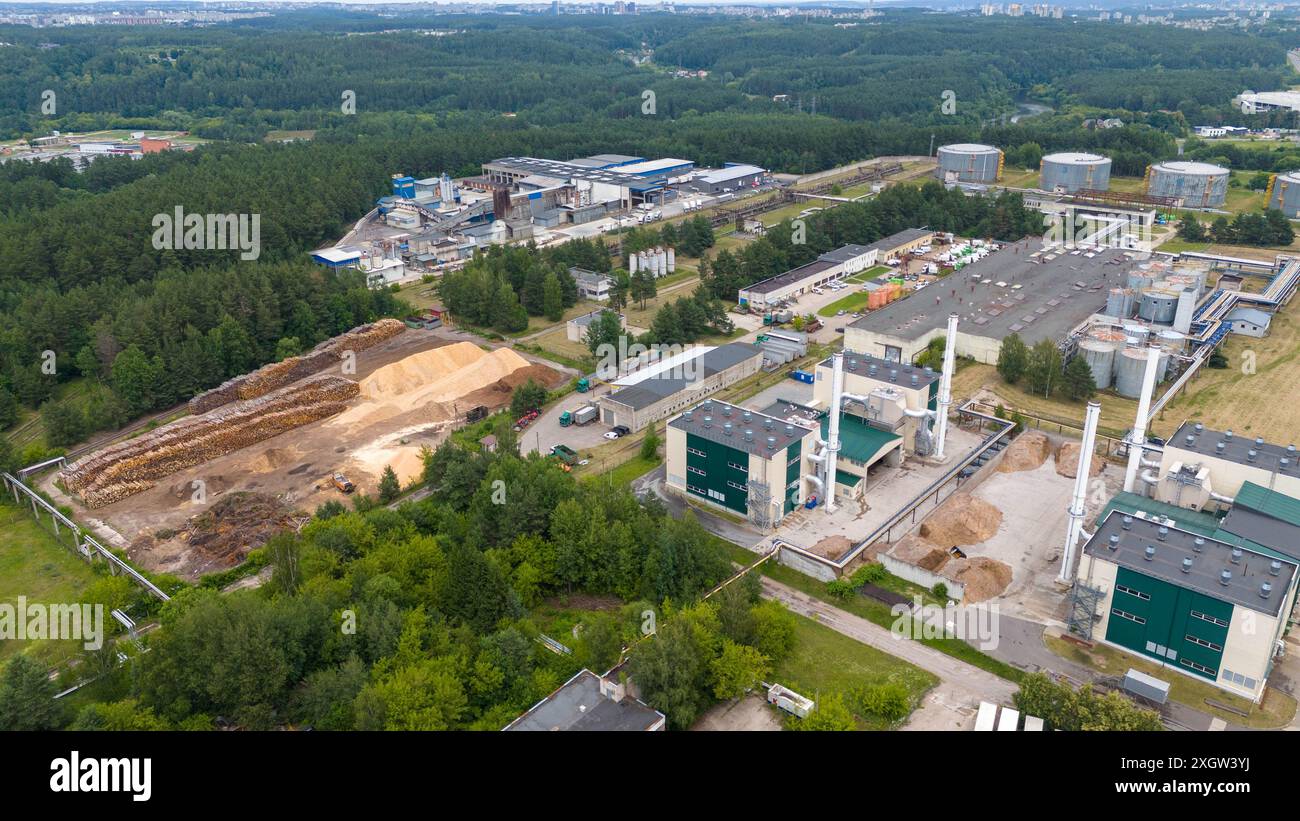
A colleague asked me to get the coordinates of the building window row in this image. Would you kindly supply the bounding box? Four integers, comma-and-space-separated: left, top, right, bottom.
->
1116, 584, 1150, 601
687, 466, 706, 476
1180, 658, 1215, 676
1190, 610, 1228, 628
1112, 608, 1145, 625
687, 447, 706, 458
1221, 668, 1257, 690
787, 456, 800, 468
727, 481, 747, 492
729, 462, 747, 472
1185, 634, 1222, 653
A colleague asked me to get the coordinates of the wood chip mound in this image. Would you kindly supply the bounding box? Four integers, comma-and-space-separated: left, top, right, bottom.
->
1055, 441, 1105, 479
809, 534, 852, 560
944, 557, 1013, 603
887, 534, 951, 571
997, 430, 1052, 473
918, 493, 1002, 547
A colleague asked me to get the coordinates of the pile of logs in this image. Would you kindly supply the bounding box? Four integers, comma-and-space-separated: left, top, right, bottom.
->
188, 318, 406, 414
63, 375, 360, 508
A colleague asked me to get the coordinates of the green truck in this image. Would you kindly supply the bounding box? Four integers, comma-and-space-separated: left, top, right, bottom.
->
560, 405, 598, 427
576, 377, 591, 393
550, 444, 580, 466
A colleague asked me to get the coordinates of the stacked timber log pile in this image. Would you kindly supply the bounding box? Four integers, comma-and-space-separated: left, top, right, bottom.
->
63, 375, 359, 508
188, 318, 406, 414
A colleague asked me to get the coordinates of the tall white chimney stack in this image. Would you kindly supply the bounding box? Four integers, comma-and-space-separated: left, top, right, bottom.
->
935, 313, 958, 459
824, 351, 845, 513
1122, 344, 1162, 494
1060, 400, 1101, 584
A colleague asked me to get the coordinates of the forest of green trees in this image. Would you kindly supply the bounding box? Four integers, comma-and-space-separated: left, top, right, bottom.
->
0, 432, 800, 731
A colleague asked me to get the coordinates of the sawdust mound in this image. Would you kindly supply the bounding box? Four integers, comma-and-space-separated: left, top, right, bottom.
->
997, 431, 1051, 473
944, 557, 1013, 603
358, 344, 533, 411
249, 447, 297, 474
888, 534, 950, 571
1055, 441, 1105, 479
180, 492, 296, 569
359, 341, 489, 400
918, 493, 1002, 547
810, 534, 852, 560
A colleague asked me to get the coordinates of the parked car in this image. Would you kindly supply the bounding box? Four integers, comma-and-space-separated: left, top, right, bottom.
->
612, 425, 630, 436
603, 431, 620, 440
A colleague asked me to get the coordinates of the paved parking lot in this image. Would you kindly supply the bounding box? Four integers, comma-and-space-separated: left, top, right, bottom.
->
520, 383, 618, 456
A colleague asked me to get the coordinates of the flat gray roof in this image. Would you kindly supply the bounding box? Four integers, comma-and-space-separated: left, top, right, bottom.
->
671, 398, 812, 456
1218, 505, 1300, 564
1169, 423, 1300, 477
862, 228, 934, 253
605, 342, 761, 411
742, 258, 837, 296
504, 670, 663, 731
818, 244, 875, 263
1085, 510, 1295, 617
816, 352, 941, 389
848, 242, 1136, 344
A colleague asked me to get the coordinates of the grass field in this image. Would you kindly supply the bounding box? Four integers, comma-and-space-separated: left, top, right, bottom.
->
532, 326, 597, 367
773, 614, 938, 729
0, 504, 101, 665
817, 290, 872, 317
1045, 635, 1295, 729
714, 540, 1024, 683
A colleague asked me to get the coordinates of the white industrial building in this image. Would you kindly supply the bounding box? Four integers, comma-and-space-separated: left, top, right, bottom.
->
1237, 90, 1300, 115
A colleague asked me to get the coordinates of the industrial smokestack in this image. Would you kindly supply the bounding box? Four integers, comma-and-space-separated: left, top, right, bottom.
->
1123, 344, 1162, 494
825, 351, 845, 513
1060, 401, 1101, 584
935, 313, 958, 459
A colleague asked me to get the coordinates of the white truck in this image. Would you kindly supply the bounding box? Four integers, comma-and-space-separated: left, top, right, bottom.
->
767, 683, 814, 719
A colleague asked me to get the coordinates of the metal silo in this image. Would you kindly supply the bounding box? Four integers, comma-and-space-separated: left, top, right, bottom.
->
1138, 287, 1179, 323
1146, 161, 1230, 207
1040, 152, 1112, 193
1114, 347, 1150, 398
1106, 287, 1135, 319
667, 247, 676, 273
936, 143, 1003, 184
1123, 323, 1150, 346
1079, 330, 1124, 389
1266, 170, 1300, 217
628, 253, 638, 274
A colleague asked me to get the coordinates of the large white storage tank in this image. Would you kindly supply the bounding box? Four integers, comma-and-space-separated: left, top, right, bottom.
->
1040, 152, 1112, 193
1146, 161, 1229, 207
1113, 347, 1150, 398
1266, 170, 1300, 217
937, 143, 1003, 184
1079, 328, 1125, 389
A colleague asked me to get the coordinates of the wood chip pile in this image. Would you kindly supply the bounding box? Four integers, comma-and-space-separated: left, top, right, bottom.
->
63, 375, 360, 508
187, 318, 406, 414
